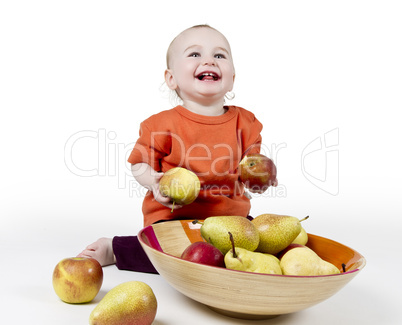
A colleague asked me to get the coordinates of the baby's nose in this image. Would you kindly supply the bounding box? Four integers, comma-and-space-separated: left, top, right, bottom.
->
202, 56, 216, 66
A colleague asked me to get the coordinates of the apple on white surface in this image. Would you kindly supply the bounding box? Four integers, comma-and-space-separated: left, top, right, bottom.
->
238, 153, 278, 193
52, 257, 103, 304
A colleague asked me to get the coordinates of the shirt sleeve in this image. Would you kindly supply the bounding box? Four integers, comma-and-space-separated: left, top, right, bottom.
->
127, 120, 170, 172
238, 108, 263, 157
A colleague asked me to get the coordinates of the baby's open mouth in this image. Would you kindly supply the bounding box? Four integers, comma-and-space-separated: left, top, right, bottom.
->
196, 72, 219, 81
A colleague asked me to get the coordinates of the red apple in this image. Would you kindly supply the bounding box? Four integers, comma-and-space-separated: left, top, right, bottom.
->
276, 244, 306, 260
239, 153, 278, 193
52, 257, 103, 303
181, 242, 225, 267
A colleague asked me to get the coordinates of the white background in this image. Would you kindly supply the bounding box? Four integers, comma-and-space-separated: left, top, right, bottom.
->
1, 1, 401, 324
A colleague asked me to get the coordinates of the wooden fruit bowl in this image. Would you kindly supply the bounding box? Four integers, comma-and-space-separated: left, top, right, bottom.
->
138, 219, 366, 320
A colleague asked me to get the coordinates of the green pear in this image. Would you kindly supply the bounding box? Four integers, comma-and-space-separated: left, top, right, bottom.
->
280, 246, 340, 276
252, 214, 309, 254
292, 227, 308, 245
89, 281, 157, 325
225, 232, 282, 275
200, 216, 259, 255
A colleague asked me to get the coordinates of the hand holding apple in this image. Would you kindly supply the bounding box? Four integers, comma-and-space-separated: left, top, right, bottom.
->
52, 257, 103, 303
239, 153, 277, 193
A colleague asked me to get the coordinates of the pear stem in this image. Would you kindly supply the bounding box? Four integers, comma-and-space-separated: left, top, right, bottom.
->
342, 263, 346, 273
191, 220, 204, 225
299, 215, 309, 222
171, 201, 175, 213
228, 232, 237, 258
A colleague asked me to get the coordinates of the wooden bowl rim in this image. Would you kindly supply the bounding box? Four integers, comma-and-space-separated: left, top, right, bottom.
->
138, 220, 366, 278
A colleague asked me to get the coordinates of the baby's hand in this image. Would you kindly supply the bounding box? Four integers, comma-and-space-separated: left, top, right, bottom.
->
152, 172, 183, 210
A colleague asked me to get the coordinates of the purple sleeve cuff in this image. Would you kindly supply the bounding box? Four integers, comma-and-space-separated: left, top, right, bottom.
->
112, 236, 158, 274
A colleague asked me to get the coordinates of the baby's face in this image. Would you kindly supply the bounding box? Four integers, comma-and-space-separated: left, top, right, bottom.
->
166, 27, 235, 106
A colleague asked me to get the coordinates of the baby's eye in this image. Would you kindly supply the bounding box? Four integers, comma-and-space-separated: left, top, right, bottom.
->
188, 52, 200, 58
215, 53, 226, 59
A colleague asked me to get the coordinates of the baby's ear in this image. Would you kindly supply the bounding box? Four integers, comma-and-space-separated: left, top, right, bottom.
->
164, 69, 177, 90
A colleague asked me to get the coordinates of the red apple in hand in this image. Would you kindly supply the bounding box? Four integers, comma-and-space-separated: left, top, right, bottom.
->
52, 257, 103, 303
239, 153, 278, 193
181, 242, 225, 267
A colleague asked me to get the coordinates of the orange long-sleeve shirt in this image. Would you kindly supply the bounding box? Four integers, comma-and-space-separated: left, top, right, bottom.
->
128, 105, 263, 227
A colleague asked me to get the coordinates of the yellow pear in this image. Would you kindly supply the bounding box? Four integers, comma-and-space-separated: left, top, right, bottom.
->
159, 167, 200, 211
252, 214, 309, 254
200, 216, 259, 255
280, 246, 340, 276
224, 232, 282, 274
292, 227, 308, 245
89, 281, 157, 325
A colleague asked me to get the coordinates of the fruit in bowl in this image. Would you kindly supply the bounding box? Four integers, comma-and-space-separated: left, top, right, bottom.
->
276, 243, 305, 260
181, 241, 225, 267
252, 214, 309, 254
138, 219, 366, 319
292, 226, 308, 245
280, 246, 340, 276
224, 232, 282, 275
200, 215, 260, 254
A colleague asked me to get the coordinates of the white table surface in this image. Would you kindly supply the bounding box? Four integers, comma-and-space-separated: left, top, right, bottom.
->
1, 195, 401, 325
